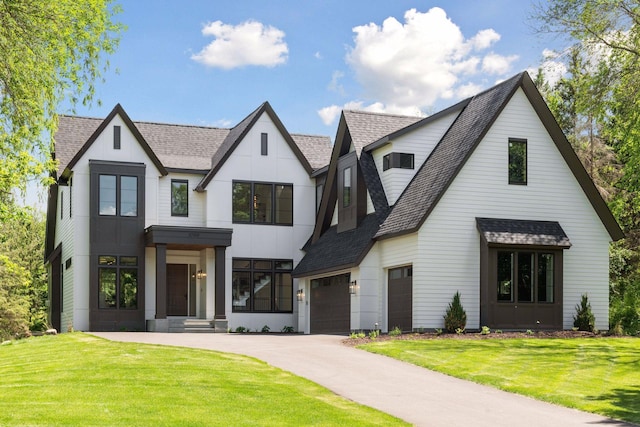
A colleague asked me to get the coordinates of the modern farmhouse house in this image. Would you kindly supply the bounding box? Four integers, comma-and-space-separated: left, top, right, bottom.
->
293, 71, 623, 333
46, 71, 623, 333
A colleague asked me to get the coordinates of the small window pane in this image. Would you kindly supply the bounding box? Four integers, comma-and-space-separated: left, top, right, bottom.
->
537, 253, 554, 303
254, 260, 272, 270
99, 175, 117, 215
253, 272, 272, 311
275, 260, 293, 270
254, 184, 273, 223
497, 251, 513, 302
233, 259, 251, 269
517, 252, 534, 302
261, 133, 268, 156
389, 267, 402, 280
509, 139, 527, 185
232, 272, 251, 311
275, 273, 292, 312
99, 268, 117, 308
275, 184, 293, 225
343, 167, 352, 207
120, 176, 138, 217
316, 184, 323, 213
99, 256, 117, 265
119, 268, 138, 309
399, 153, 414, 169
232, 182, 252, 222
171, 180, 189, 216
383, 154, 391, 171
120, 256, 137, 266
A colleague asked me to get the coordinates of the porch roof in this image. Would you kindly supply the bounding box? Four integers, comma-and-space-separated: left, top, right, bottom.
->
144, 225, 232, 250
476, 217, 571, 248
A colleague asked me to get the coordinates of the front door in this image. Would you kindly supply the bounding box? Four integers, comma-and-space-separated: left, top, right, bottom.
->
388, 266, 412, 332
167, 264, 188, 316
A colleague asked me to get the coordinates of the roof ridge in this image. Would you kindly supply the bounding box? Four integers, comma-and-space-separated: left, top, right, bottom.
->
291, 132, 331, 138
343, 109, 424, 119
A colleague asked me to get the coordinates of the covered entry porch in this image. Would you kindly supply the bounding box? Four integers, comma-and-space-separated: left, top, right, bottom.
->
144, 225, 232, 332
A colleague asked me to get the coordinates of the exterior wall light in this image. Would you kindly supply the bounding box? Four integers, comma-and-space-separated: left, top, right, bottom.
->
349, 280, 358, 295
296, 289, 305, 301
196, 270, 207, 280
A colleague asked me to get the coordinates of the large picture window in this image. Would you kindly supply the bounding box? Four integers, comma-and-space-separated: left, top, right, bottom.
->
508, 138, 527, 185
232, 181, 293, 225
98, 255, 138, 309
99, 174, 138, 216
232, 258, 293, 313
497, 250, 554, 303
171, 180, 189, 216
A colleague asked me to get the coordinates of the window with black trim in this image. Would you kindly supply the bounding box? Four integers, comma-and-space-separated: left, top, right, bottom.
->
171, 180, 189, 216
261, 133, 268, 155
232, 181, 293, 225
98, 255, 138, 309
60, 192, 64, 220
99, 174, 138, 216
232, 258, 293, 312
343, 167, 352, 207
508, 138, 527, 185
383, 152, 414, 171
497, 250, 554, 303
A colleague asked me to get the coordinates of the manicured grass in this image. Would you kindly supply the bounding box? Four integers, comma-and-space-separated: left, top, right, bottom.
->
0, 333, 406, 426
360, 337, 640, 424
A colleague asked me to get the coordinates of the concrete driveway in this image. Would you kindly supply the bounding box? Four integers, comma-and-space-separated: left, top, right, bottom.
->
92, 332, 633, 427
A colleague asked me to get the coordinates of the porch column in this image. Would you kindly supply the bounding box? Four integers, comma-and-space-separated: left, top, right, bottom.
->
214, 246, 226, 320
155, 244, 167, 319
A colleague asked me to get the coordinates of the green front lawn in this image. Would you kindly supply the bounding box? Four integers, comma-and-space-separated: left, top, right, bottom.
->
0, 333, 406, 426
360, 337, 640, 424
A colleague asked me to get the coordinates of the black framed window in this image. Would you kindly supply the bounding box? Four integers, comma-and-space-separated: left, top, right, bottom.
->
232, 181, 293, 225
98, 255, 138, 309
343, 167, 352, 207
261, 133, 268, 155
232, 258, 293, 312
316, 183, 323, 213
508, 138, 527, 185
383, 152, 414, 171
497, 250, 554, 303
60, 192, 64, 220
99, 174, 138, 217
171, 180, 189, 217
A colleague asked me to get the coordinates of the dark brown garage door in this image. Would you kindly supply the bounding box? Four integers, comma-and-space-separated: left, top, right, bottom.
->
310, 273, 350, 334
388, 266, 412, 332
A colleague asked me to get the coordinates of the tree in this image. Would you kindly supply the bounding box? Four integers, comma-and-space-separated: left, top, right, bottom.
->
0, 0, 123, 202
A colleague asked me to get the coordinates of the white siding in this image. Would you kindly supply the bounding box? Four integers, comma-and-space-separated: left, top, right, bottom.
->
374, 111, 457, 205
414, 89, 611, 330
157, 173, 206, 227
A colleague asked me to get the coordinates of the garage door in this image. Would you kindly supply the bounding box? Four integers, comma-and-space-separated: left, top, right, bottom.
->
388, 266, 412, 332
310, 273, 351, 334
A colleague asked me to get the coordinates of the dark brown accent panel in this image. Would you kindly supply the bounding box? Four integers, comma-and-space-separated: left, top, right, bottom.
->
337, 152, 366, 233
215, 246, 226, 320
310, 273, 350, 334
167, 264, 188, 316
48, 245, 62, 332
388, 266, 412, 332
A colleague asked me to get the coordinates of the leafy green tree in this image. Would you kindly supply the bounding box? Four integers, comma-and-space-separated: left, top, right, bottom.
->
0, 0, 123, 199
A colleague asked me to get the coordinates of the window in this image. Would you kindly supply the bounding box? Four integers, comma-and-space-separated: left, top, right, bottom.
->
99, 174, 138, 217
98, 255, 138, 309
113, 125, 121, 149
497, 250, 554, 303
232, 181, 293, 225
261, 133, 268, 155
232, 258, 293, 312
60, 191, 64, 220
508, 138, 527, 185
171, 180, 189, 216
343, 167, 352, 207
383, 153, 414, 171
316, 183, 323, 213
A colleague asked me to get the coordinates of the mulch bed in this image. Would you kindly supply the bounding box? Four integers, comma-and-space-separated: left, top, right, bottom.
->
342, 330, 605, 346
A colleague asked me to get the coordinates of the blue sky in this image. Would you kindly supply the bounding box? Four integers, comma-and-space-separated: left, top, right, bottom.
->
63, 0, 565, 137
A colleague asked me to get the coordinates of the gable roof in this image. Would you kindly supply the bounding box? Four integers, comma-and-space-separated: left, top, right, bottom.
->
195, 102, 316, 191
375, 72, 624, 242
58, 104, 168, 178
343, 110, 422, 155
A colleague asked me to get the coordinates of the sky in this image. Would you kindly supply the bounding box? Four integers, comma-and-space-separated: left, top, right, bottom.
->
28, 0, 570, 209
62, 0, 567, 137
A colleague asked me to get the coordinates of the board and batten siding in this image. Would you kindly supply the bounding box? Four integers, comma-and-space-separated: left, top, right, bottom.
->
414, 88, 611, 330
374, 111, 458, 206
203, 112, 315, 330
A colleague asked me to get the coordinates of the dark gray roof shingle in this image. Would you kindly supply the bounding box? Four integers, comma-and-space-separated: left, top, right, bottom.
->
476, 217, 571, 247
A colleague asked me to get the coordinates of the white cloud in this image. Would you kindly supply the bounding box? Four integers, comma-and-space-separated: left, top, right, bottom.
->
191, 20, 288, 69
334, 7, 517, 117
456, 82, 484, 99
314, 51, 323, 59
328, 70, 345, 95
481, 52, 519, 74
317, 105, 343, 125
317, 100, 423, 126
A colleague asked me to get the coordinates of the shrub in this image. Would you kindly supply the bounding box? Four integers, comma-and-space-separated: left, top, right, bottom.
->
389, 326, 402, 337
610, 289, 640, 336
573, 294, 595, 332
261, 325, 270, 333
481, 326, 491, 335
235, 326, 248, 333
443, 291, 467, 333
368, 330, 379, 340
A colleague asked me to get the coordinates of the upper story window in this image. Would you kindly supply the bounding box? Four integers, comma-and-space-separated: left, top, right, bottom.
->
113, 126, 121, 149
316, 183, 324, 213
383, 152, 414, 171
508, 138, 527, 185
171, 180, 189, 217
99, 174, 138, 216
261, 133, 268, 156
232, 181, 293, 225
343, 167, 352, 207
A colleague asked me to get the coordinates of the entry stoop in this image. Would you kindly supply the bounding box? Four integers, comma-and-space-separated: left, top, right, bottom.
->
183, 319, 216, 333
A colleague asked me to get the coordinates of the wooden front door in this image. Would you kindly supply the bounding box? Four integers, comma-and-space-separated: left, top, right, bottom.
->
167, 264, 188, 316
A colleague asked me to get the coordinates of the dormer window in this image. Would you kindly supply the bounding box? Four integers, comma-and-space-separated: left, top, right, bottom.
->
383, 152, 414, 171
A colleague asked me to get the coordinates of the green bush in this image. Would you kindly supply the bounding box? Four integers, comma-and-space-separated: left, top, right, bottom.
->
389, 326, 402, 337
610, 290, 640, 335
443, 291, 467, 333
573, 294, 595, 332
